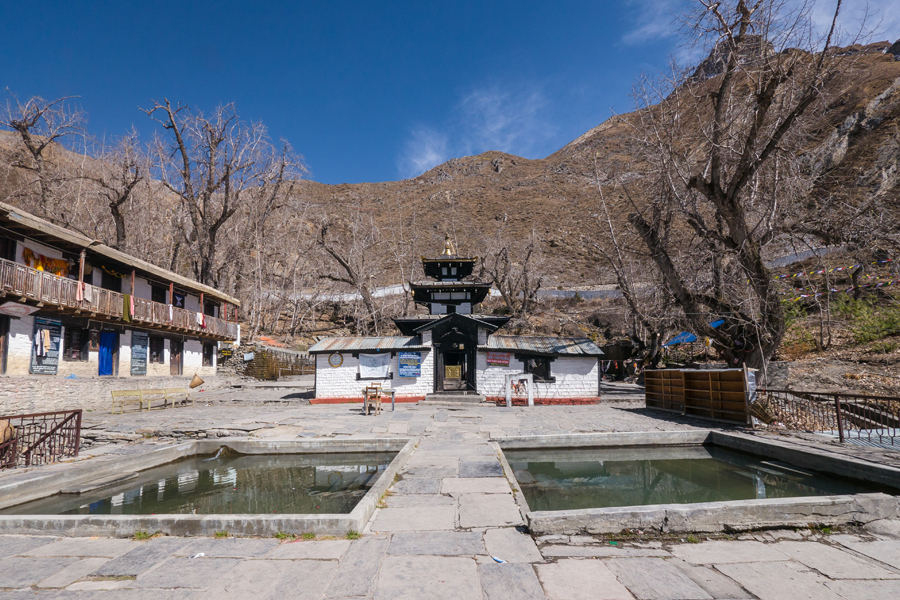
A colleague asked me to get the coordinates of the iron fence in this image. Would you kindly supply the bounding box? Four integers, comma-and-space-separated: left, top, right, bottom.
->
755, 389, 900, 445
0, 410, 82, 469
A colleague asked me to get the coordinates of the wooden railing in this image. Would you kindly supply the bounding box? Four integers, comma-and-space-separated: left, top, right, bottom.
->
0, 257, 238, 341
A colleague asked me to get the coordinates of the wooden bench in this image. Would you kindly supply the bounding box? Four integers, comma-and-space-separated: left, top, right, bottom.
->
111, 388, 193, 414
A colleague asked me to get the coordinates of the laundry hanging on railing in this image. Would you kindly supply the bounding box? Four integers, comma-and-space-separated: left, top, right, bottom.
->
123, 294, 132, 322
33, 329, 51, 357
21, 248, 70, 277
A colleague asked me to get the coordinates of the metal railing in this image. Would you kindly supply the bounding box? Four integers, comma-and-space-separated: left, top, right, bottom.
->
755, 389, 900, 445
0, 410, 82, 469
0, 257, 238, 341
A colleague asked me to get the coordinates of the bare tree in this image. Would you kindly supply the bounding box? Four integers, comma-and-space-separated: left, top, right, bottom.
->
84, 130, 144, 249
622, 0, 852, 369
143, 99, 303, 287
315, 209, 384, 335
2, 94, 84, 218
480, 223, 545, 319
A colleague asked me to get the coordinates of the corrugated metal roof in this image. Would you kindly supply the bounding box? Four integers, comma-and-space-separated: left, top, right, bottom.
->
308, 336, 428, 353
0, 202, 240, 306
481, 335, 604, 356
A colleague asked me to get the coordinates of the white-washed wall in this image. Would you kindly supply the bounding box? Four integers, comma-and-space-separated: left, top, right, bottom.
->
315, 349, 434, 398
0, 375, 225, 414
7, 315, 35, 376
475, 352, 599, 398
133, 277, 153, 301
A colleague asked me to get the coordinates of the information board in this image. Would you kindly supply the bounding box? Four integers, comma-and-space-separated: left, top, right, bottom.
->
30, 317, 61, 375
131, 331, 148, 376
486, 351, 510, 366
398, 351, 421, 377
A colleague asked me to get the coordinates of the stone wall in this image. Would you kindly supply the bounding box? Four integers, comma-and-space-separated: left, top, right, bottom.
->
315, 349, 435, 399
0, 375, 224, 415
5, 315, 217, 379
475, 353, 599, 399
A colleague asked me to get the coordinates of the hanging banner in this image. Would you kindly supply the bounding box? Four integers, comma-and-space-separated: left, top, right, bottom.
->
131, 332, 148, 376
359, 353, 390, 378
30, 317, 62, 375
398, 351, 421, 377
486, 351, 510, 366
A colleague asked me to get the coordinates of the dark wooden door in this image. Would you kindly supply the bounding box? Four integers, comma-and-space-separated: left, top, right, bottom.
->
0, 315, 9, 375
170, 340, 183, 376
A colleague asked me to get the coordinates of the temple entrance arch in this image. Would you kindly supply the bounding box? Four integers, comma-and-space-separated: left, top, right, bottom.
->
430, 317, 479, 393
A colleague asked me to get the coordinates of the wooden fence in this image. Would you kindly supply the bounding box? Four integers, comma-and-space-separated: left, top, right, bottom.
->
645, 368, 751, 425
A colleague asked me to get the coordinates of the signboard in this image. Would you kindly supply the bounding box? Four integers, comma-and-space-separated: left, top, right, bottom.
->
486, 351, 510, 366
398, 351, 421, 377
30, 317, 61, 375
0, 302, 40, 317
131, 332, 148, 376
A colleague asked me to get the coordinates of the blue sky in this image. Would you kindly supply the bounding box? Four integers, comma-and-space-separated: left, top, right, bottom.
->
2, 1, 898, 184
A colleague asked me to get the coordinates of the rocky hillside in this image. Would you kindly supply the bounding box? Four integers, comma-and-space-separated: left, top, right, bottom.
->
298, 42, 900, 288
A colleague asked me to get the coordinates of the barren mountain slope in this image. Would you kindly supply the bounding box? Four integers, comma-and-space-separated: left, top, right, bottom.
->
298, 45, 900, 287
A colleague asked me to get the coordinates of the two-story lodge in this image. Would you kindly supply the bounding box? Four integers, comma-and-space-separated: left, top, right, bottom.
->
0, 203, 240, 391
309, 236, 603, 404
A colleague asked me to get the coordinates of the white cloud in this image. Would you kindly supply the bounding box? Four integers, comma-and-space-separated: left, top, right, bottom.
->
806, 0, 900, 42
621, 0, 688, 46
397, 84, 558, 179
397, 126, 448, 180
623, 0, 900, 62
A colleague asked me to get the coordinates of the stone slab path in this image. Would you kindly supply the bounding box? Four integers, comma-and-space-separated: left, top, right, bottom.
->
2, 394, 900, 598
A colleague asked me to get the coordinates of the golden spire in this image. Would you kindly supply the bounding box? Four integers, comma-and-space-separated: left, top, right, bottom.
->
441, 233, 455, 256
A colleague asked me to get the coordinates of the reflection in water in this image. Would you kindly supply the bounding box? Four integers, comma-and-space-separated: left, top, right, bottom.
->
505, 445, 892, 512
3, 451, 396, 516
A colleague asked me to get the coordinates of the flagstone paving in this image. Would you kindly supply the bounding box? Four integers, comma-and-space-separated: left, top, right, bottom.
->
2, 390, 900, 597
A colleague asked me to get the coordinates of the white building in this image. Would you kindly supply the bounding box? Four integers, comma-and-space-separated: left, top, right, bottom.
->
309, 237, 603, 404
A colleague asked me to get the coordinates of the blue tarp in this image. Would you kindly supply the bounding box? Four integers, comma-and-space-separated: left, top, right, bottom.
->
663, 319, 725, 346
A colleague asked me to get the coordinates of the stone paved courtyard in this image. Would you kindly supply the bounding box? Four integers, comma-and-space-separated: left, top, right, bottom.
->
2, 385, 900, 598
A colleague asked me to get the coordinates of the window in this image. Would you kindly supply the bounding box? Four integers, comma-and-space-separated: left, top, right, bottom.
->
202, 342, 216, 367
63, 327, 88, 361
100, 270, 122, 293
203, 299, 218, 317
151, 285, 167, 304
522, 356, 554, 382
149, 337, 165, 363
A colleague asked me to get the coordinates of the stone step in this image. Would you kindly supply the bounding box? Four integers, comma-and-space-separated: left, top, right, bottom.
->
422, 393, 487, 404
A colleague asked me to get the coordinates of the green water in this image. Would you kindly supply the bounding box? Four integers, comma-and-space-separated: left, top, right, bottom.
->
505, 445, 891, 512
2, 450, 396, 515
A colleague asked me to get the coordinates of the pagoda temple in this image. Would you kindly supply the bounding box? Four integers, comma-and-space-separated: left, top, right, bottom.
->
309, 234, 604, 403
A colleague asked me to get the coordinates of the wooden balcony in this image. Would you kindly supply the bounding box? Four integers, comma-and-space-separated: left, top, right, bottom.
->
0, 257, 239, 341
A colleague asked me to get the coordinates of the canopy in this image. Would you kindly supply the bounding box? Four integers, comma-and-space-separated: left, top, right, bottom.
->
663, 319, 725, 347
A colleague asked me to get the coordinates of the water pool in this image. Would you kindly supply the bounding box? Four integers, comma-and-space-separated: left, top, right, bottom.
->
505, 445, 894, 512
2, 449, 397, 516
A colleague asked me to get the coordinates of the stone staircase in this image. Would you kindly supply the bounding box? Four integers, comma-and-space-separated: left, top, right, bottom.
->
422, 392, 487, 404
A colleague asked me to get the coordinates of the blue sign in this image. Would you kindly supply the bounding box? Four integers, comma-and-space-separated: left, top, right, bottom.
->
398, 351, 421, 377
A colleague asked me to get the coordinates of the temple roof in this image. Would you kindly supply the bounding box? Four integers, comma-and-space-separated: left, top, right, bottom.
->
480, 335, 604, 356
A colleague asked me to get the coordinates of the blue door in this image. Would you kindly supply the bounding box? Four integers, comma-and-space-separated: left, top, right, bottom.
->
99, 332, 117, 376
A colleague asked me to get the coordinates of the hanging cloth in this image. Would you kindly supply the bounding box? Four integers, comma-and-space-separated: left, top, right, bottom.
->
130, 295, 135, 319
168, 304, 173, 322
83, 283, 92, 303
123, 294, 132, 323
42, 329, 51, 354
196, 311, 203, 326
76, 281, 84, 302
34, 330, 44, 357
